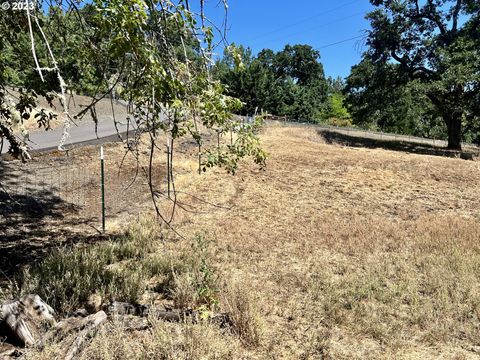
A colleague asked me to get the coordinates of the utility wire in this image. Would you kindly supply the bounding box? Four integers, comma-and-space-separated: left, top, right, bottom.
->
250, 11, 364, 46
244, 0, 361, 42
318, 35, 365, 49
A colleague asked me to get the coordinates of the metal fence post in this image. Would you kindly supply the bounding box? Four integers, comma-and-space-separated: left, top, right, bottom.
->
100, 146, 106, 233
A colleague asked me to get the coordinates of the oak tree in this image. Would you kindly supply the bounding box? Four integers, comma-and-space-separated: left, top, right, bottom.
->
353, 0, 480, 149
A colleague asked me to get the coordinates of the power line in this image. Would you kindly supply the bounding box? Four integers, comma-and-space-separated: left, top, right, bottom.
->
318, 35, 365, 49
250, 11, 364, 46
214, 33, 366, 60
244, 0, 361, 43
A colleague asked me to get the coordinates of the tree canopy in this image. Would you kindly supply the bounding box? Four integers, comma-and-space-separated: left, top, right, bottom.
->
345, 0, 480, 149
214, 44, 349, 122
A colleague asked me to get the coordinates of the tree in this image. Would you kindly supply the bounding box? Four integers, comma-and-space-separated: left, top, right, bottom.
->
215, 44, 329, 120
274, 44, 326, 86
0, 1, 267, 223
320, 76, 352, 126
323, 93, 351, 122
356, 0, 480, 149
327, 76, 346, 94
213, 45, 283, 115
345, 58, 444, 137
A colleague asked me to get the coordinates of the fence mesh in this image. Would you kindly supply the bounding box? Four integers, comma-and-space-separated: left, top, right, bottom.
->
1, 161, 98, 231
0, 146, 167, 242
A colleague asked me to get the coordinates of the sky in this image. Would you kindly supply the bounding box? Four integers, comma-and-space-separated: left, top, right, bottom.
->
204, 0, 374, 79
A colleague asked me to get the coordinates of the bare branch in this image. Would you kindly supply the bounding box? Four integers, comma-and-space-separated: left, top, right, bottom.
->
26, 5, 44, 82
390, 50, 435, 79
426, 0, 447, 35
33, 14, 71, 151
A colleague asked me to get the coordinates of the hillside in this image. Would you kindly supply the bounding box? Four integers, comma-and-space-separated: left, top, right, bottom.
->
2, 124, 480, 359
171, 125, 480, 358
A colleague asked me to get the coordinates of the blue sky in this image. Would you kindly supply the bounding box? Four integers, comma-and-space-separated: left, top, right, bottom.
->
205, 0, 374, 79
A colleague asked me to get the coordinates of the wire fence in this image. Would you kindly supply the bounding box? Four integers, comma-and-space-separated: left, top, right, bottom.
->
0, 151, 157, 239
0, 161, 99, 232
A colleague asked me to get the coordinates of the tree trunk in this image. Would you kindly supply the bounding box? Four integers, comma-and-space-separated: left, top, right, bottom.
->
445, 113, 462, 150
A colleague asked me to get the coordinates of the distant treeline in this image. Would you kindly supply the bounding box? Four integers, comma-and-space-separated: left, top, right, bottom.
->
2, 0, 478, 148
213, 44, 352, 127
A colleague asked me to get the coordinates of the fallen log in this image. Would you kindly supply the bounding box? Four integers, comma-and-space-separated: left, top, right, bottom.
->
63, 311, 107, 360
44, 310, 108, 343
1, 295, 234, 359
0, 342, 21, 359
106, 301, 196, 322
106, 301, 233, 328
104, 301, 150, 317
0, 294, 56, 347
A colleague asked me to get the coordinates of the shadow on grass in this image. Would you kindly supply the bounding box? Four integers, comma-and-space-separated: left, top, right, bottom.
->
0, 160, 103, 280
318, 129, 477, 159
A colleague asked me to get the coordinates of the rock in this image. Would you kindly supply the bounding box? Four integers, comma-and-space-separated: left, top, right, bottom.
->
210, 312, 234, 328
72, 308, 89, 318
105, 301, 150, 317
460, 152, 475, 161
105, 301, 196, 322
115, 315, 150, 331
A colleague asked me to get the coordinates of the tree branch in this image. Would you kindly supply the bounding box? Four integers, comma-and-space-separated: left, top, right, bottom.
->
26, 5, 44, 82
451, 0, 462, 32
426, 0, 447, 35
415, 0, 420, 14
390, 50, 408, 66
390, 50, 435, 79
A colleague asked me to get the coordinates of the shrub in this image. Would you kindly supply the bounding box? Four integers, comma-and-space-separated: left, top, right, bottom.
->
19, 218, 161, 314
222, 284, 262, 347
17, 222, 221, 316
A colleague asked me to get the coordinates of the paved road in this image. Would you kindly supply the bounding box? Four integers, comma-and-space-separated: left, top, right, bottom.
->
1, 114, 137, 154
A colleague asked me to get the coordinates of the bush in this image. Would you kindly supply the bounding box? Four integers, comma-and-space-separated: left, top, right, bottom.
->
17, 221, 221, 315
20, 218, 160, 314
222, 285, 263, 347
327, 117, 353, 127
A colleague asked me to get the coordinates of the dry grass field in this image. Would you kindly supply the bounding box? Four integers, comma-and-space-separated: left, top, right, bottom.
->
167, 126, 480, 359
3, 124, 480, 359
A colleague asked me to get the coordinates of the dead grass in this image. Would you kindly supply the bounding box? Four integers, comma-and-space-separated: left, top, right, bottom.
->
166, 125, 480, 358
25, 320, 245, 360
5, 124, 480, 358
222, 284, 263, 347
